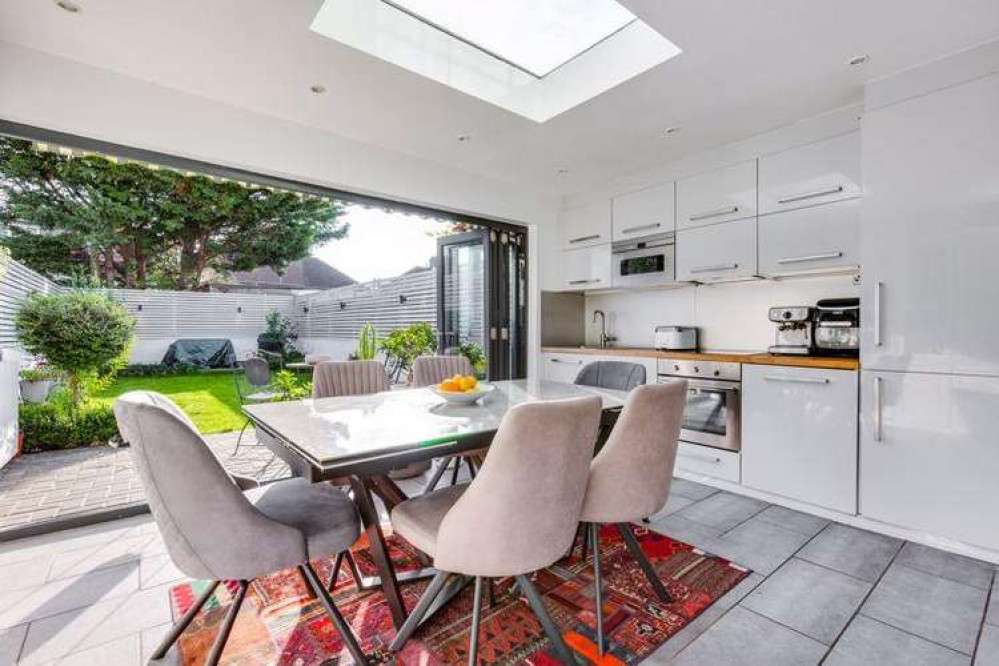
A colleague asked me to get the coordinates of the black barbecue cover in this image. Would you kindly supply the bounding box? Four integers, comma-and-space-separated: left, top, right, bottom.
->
161, 339, 236, 369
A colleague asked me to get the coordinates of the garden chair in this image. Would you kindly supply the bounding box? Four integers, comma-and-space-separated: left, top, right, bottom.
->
231, 354, 281, 460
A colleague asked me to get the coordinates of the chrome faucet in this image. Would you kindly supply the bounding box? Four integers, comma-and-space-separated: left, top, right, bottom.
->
592, 310, 617, 348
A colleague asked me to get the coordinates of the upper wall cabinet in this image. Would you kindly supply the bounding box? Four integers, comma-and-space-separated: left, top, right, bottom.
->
759, 198, 860, 277
676, 160, 757, 230
562, 244, 612, 291
560, 200, 611, 250
612, 182, 675, 241
676, 217, 758, 282
759, 132, 862, 215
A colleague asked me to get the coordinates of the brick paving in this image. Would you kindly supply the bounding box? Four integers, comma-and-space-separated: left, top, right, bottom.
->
0, 431, 291, 534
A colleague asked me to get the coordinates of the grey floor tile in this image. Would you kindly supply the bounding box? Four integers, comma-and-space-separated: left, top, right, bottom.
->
824, 615, 970, 666
40, 634, 142, 666
862, 564, 987, 655
0, 562, 139, 628
741, 558, 871, 644
675, 492, 768, 532
987, 574, 999, 627
138, 554, 185, 590
670, 606, 826, 666
46, 533, 157, 581
669, 478, 720, 502
797, 523, 902, 582
0, 624, 28, 664
140, 623, 181, 666
895, 542, 995, 591
0, 556, 53, 594
978, 624, 999, 666
651, 493, 697, 519
647, 514, 722, 551
754, 505, 830, 538
708, 517, 812, 575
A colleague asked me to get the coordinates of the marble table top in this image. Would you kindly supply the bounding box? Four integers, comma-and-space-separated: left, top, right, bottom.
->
244, 379, 625, 470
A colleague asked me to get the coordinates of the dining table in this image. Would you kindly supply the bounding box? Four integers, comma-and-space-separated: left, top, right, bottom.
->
243, 378, 627, 629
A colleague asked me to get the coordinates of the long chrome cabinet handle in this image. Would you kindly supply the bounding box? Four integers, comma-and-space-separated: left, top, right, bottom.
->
549, 358, 584, 364
690, 263, 738, 274
763, 375, 830, 384
777, 185, 845, 205
689, 205, 739, 222
874, 280, 884, 347
874, 376, 884, 442
678, 451, 722, 464
568, 234, 601, 244
568, 278, 602, 285
777, 251, 843, 265
621, 222, 662, 235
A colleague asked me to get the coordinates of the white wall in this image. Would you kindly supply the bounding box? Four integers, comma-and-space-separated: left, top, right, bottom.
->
584, 275, 859, 351
0, 349, 21, 467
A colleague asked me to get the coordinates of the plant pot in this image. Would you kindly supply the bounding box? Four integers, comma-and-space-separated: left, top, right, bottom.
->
19, 379, 55, 404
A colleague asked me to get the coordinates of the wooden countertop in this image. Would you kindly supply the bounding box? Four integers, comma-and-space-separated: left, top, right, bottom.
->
541, 346, 860, 371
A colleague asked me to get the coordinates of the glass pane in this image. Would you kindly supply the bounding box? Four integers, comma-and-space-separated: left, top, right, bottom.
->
440, 240, 485, 357
683, 389, 728, 436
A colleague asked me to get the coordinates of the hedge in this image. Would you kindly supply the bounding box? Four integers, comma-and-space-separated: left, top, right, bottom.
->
18, 402, 120, 453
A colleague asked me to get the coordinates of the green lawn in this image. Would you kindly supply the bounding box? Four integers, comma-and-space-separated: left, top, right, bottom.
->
94, 372, 245, 434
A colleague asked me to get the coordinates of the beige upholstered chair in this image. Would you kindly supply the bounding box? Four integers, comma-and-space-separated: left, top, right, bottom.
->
113, 391, 369, 666
578, 381, 687, 654
388, 396, 602, 664
312, 360, 390, 398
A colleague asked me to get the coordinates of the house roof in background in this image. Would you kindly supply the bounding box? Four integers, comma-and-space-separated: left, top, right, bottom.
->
225, 257, 356, 291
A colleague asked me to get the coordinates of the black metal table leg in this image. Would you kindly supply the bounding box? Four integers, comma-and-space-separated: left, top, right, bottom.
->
590, 525, 605, 655
301, 563, 370, 666
350, 476, 407, 629
389, 570, 451, 651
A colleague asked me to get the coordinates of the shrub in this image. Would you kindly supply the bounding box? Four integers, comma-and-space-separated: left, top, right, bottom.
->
458, 342, 487, 376
19, 400, 119, 453
271, 370, 311, 400
356, 322, 379, 361
118, 362, 199, 377
19, 367, 61, 382
379, 321, 437, 376
15, 292, 134, 408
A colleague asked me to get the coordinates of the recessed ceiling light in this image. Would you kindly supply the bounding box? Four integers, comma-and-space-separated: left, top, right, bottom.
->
848, 54, 870, 67
663, 126, 681, 137
556, 168, 569, 175
55, 0, 81, 12
457, 134, 472, 143
310, 85, 327, 94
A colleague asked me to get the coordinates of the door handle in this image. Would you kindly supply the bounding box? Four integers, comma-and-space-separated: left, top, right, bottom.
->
690, 263, 738, 274
549, 358, 583, 364
777, 185, 845, 205
568, 278, 602, 286
621, 222, 661, 235
874, 280, 884, 347
776, 251, 843, 265
678, 451, 722, 464
568, 234, 601, 244
874, 376, 884, 442
763, 375, 830, 384
689, 205, 739, 222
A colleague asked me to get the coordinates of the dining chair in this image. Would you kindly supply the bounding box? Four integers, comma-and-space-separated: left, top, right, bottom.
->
411, 355, 483, 493
312, 360, 390, 398
112, 391, 370, 666
387, 396, 603, 665
231, 355, 281, 459
577, 381, 687, 655
574, 360, 646, 391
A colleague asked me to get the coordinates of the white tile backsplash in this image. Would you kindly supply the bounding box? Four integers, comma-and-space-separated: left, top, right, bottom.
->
585, 275, 859, 350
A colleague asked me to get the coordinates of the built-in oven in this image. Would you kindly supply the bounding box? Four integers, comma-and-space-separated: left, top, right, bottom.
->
611, 233, 676, 288
658, 359, 741, 452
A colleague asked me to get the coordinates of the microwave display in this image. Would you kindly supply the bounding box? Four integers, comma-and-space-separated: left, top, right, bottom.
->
620, 254, 665, 276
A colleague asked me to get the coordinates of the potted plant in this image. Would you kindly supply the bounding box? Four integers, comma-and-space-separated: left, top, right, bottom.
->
18, 366, 59, 404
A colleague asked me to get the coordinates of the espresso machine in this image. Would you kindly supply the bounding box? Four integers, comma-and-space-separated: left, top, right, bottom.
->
768, 306, 814, 355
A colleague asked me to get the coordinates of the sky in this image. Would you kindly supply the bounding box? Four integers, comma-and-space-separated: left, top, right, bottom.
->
312, 205, 451, 283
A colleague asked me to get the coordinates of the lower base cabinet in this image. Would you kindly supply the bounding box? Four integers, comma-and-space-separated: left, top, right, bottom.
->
860, 371, 999, 551
742, 365, 858, 514
675, 441, 741, 483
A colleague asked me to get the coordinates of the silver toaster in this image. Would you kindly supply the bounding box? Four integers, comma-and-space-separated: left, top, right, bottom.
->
654, 326, 698, 351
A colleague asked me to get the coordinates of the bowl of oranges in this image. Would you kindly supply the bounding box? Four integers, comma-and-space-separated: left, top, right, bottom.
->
429, 374, 494, 404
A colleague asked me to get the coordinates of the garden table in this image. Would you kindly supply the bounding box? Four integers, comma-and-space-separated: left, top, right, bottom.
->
243, 379, 626, 629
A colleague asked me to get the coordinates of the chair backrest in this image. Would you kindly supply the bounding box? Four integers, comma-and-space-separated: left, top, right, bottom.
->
312, 360, 390, 398
113, 391, 304, 580
411, 355, 475, 387
434, 396, 602, 577
244, 356, 271, 388
581, 381, 687, 523
574, 360, 646, 391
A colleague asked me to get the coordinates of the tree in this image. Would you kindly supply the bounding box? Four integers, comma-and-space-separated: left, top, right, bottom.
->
0, 137, 348, 290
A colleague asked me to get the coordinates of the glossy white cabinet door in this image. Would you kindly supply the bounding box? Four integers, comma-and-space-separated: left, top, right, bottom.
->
541, 353, 587, 383
676, 160, 757, 230
676, 218, 758, 282
561, 200, 612, 250
759, 132, 862, 214
612, 182, 675, 241
860, 371, 999, 551
562, 244, 611, 291
742, 365, 858, 514
759, 198, 860, 277
861, 73, 999, 375
676, 442, 741, 483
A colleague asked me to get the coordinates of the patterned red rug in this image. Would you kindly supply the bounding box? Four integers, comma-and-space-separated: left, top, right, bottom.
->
168, 524, 748, 665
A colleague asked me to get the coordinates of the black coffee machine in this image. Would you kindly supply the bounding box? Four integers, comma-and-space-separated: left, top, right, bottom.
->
812, 298, 860, 356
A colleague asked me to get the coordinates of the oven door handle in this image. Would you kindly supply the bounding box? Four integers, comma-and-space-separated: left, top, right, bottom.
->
684, 381, 741, 393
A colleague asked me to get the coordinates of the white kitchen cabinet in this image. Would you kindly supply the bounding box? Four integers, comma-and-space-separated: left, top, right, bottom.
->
560, 200, 612, 250
676, 160, 757, 230
675, 442, 741, 483
860, 371, 999, 551
759, 132, 861, 214
759, 198, 860, 277
612, 182, 675, 241
861, 73, 999, 376
742, 365, 858, 514
541, 353, 588, 383
676, 217, 757, 282
562, 244, 611, 291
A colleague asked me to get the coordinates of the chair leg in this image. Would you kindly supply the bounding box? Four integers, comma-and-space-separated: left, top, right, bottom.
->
515, 574, 576, 665
300, 563, 370, 666
344, 551, 365, 589
232, 420, 251, 457
465, 456, 477, 480
449, 457, 461, 486
590, 525, 605, 655
205, 580, 248, 666
151, 580, 220, 660
389, 570, 451, 652
581, 523, 591, 563
468, 577, 484, 666
327, 551, 345, 592
615, 523, 672, 603
424, 458, 450, 494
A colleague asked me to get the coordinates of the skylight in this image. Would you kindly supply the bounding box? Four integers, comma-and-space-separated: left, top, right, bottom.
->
382, 0, 636, 78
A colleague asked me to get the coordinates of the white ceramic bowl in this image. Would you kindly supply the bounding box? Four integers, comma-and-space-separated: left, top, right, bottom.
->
428, 383, 495, 404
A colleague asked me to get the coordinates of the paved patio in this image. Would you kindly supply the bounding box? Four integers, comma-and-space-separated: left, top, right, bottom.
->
0, 432, 290, 535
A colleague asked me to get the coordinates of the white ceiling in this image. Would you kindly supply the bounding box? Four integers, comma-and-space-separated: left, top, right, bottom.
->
1, 0, 998, 196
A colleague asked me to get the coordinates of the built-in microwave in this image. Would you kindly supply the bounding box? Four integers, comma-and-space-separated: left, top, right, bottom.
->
611, 233, 677, 288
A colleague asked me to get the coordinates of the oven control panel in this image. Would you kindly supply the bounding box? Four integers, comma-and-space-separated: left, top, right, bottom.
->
657, 359, 742, 382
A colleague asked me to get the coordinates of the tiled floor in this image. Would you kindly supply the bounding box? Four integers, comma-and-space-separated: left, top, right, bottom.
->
0, 432, 290, 533
0, 475, 995, 665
